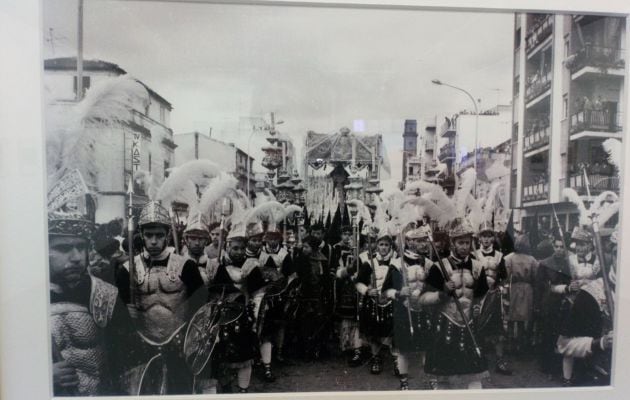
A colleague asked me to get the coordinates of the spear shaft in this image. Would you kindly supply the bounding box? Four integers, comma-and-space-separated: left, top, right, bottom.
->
582, 168, 615, 318
127, 177, 135, 301
427, 227, 482, 359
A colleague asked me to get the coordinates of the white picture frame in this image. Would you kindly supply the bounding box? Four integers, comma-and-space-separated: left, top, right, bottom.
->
1, 0, 629, 399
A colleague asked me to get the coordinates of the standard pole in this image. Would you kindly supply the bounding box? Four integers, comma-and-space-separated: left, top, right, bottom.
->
76, 0, 84, 101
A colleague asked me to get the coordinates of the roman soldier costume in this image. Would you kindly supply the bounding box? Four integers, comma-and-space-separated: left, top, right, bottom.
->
117, 201, 206, 395
421, 218, 489, 388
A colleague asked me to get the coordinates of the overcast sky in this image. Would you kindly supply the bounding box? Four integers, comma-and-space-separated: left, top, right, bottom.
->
43, 0, 515, 188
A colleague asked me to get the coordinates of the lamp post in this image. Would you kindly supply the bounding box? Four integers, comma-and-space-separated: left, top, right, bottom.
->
246, 115, 284, 203
432, 79, 479, 195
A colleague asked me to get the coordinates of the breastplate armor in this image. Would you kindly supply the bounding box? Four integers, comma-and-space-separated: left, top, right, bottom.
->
439, 258, 477, 326
131, 254, 189, 343
475, 249, 502, 286
260, 247, 288, 270
570, 254, 600, 284
50, 277, 117, 395
406, 264, 427, 292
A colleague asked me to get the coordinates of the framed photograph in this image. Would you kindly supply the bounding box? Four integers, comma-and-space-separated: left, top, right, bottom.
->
1, 0, 630, 399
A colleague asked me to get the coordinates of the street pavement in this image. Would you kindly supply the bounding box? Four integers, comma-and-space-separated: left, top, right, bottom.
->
246, 350, 562, 393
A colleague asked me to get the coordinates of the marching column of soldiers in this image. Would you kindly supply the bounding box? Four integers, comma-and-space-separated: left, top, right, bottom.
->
47, 162, 617, 395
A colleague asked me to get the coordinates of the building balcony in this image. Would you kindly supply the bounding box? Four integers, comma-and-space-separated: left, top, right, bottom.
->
567, 173, 619, 195
525, 71, 552, 104
569, 109, 622, 139
566, 45, 625, 79
525, 15, 553, 53
439, 118, 457, 138
523, 125, 550, 152
522, 181, 549, 203
438, 143, 456, 161
425, 140, 435, 152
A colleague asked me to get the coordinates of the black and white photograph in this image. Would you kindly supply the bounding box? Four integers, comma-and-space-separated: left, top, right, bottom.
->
37, 0, 626, 396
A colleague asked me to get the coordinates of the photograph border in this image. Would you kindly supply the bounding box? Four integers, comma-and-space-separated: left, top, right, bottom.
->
1, 0, 630, 399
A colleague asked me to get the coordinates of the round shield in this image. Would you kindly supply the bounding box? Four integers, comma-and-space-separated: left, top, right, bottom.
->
183, 302, 222, 376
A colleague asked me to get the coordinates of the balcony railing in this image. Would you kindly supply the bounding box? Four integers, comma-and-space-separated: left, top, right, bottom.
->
439, 118, 457, 138
425, 139, 435, 151
566, 45, 625, 74
523, 125, 550, 152
569, 109, 622, 135
438, 143, 456, 161
525, 70, 552, 103
567, 173, 619, 195
525, 15, 553, 52
522, 181, 549, 202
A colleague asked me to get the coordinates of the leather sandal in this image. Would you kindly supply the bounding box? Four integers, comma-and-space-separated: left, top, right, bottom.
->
370, 356, 382, 374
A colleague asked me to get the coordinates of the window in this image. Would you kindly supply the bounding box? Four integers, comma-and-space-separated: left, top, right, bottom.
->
160, 105, 166, 124
164, 160, 170, 178
148, 153, 152, 172
564, 35, 570, 58
562, 94, 568, 119
73, 76, 91, 97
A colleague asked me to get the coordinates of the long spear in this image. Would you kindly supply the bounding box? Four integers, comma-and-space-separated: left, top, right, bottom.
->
396, 228, 414, 336
426, 225, 482, 358
127, 177, 135, 301
582, 167, 615, 317
551, 204, 567, 250
217, 198, 230, 262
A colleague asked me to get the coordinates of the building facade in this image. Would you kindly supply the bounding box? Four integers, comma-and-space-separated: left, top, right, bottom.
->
402, 118, 440, 188
44, 57, 176, 223
511, 14, 625, 233
173, 131, 255, 195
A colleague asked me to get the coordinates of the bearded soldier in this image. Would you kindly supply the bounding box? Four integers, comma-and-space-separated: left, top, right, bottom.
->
49, 203, 137, 396
421, 218, 489, 389
116, 201, 208, 394
474, 223, 511, 375
183, 212, 212, 286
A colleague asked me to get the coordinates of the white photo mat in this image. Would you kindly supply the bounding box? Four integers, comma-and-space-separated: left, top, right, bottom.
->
1, 0, 629, 399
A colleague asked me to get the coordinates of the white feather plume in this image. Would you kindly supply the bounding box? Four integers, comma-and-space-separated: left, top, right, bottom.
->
74, 76, 149, 125
453, 168, 476, 217
46, 76, 149, 189
562, 188, 591, 226
402, 196, 452, 228
590, 191, 619, 215
596, 202, 620, 227
481, 182, 502, 226
199, 173, 238, 215
155, 160, 222, 206
602, 138, 622, 176
236, 201, 286, 226
283, 205, 303, 220
346, 199, 373, 225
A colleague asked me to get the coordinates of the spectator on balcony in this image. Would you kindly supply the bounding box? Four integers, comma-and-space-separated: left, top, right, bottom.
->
593, 96, 604, 112
591, 162, 602, 176
583, 96, 593, 119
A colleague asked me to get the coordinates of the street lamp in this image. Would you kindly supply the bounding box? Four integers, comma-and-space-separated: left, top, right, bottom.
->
246, 118, 285, 203
432, 79, 479, 195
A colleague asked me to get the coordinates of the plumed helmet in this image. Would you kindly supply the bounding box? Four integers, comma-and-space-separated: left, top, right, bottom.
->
448, 217, 475, 239
478, 220, 494, 235
227, 222, 247, 242
184, 212, 209, 236
138, 201, 171, 228
405, 225, 430, 240
246, 222, 264, 239
571, 226, 592, 243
